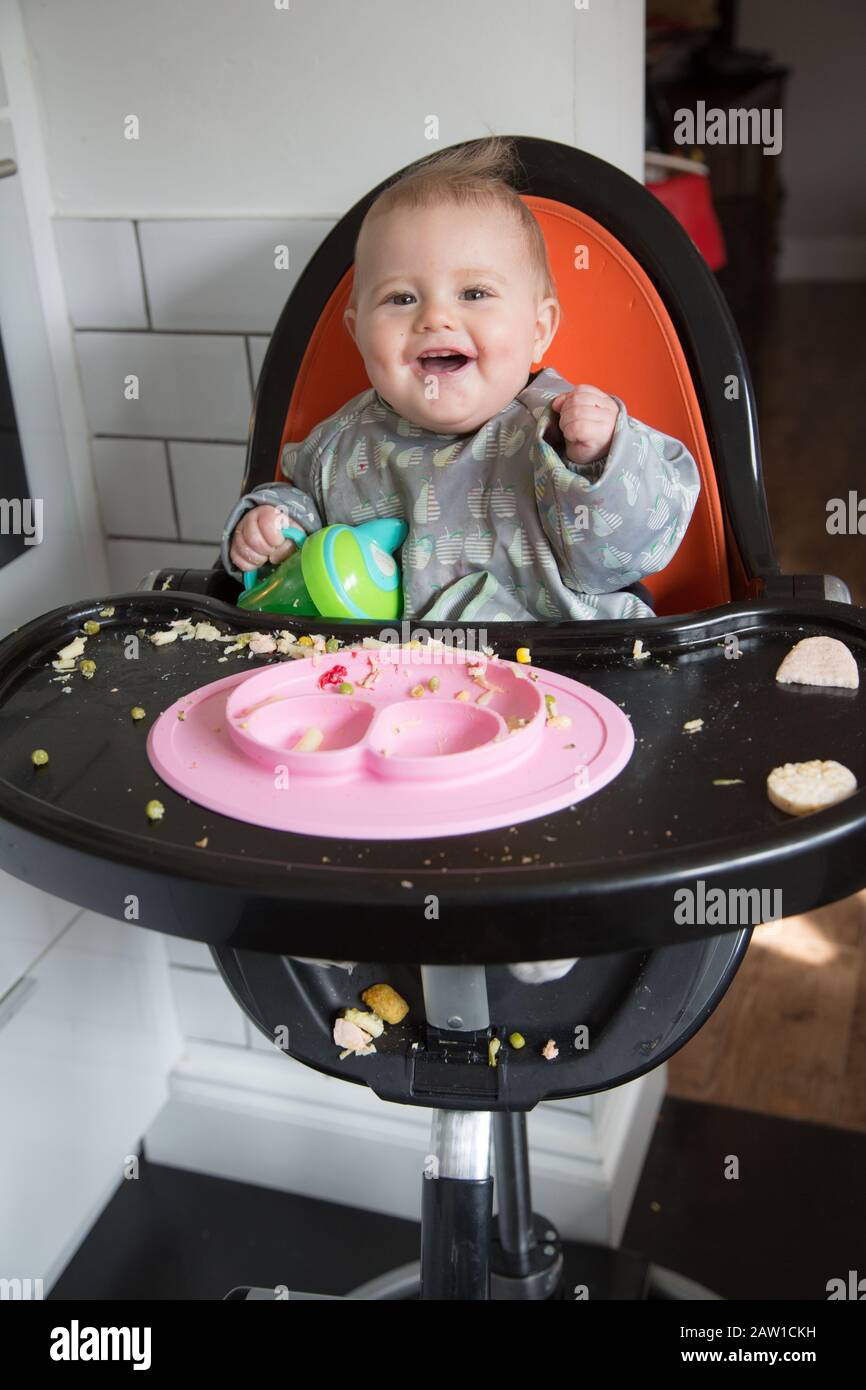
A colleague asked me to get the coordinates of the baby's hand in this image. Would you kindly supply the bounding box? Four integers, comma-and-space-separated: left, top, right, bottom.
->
551, 385, 618, 468
230, 505, 298, 573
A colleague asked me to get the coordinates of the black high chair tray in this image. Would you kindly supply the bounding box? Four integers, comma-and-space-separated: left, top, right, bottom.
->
0, 591, 864, 965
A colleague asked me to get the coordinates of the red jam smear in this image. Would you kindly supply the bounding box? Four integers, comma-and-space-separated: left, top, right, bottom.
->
317, 664, 348, 690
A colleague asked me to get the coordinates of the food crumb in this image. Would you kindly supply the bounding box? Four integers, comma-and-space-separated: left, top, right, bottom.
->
542, 1039, 559, 1061
713, 778, 744, 786
683, 718, 704, 733
632, 638, 650, 660
362, 983, 409, 1024
195, 836, 209, 848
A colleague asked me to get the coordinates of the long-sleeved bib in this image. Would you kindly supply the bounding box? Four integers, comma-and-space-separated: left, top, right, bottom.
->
220, 366, 701, 622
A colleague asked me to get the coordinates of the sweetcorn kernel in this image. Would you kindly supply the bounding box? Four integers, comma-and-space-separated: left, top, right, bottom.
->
31, 748, 49, 767
515, 648, 531, 664
130, 706, 146, 721
145, 799, 164, 821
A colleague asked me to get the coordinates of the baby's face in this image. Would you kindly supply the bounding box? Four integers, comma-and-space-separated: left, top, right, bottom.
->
344, 202, 559, 435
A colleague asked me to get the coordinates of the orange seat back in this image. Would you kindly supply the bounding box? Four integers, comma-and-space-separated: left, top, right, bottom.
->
277, 196, 731, 614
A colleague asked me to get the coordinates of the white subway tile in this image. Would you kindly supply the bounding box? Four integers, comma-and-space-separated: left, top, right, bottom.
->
105, 538, 219, 591
248, 336, 269, 386
169, 965, 246, 1045
168, 441, 246, 542
92, 437, 175, 538
76, 331, 252, 440
54, 220, 148, 329
138, 220, 333, 333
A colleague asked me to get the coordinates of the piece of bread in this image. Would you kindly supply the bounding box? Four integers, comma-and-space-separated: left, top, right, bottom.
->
775, 636, 859, 690
766, 759, 857, 815
361, 983, 409, 1025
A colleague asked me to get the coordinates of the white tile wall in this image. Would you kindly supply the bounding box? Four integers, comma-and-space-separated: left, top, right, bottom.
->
169, 964, 246, 1046
92, 437, 175, 538
54, 220, 148, 329
53, 218, 306, 579
248, 335, 269, 387
76, 331, 252, 441
105, 538, 218, 591
137, 219, 333, 333
168, 441, 246, 541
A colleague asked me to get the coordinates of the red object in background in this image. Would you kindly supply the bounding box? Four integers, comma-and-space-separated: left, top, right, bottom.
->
648, 173, 727, 271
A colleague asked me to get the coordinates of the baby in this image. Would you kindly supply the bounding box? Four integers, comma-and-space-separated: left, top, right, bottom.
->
221, 137, 701, 985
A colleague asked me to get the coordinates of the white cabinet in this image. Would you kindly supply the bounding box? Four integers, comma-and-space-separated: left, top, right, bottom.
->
0, 910, 182, 1292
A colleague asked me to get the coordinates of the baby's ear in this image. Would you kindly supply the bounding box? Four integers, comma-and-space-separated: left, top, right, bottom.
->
343, 305, 358, 343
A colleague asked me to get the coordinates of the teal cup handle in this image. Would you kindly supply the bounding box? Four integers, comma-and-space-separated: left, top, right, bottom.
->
242, 525, 307, 591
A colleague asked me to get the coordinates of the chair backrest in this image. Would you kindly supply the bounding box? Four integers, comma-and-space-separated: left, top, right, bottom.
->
247, 139, 777, 616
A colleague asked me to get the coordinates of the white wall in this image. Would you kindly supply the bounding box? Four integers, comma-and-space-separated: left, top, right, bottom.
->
738, 0, 866, 279
15, 0, 646, 590
21, 0, 646, 217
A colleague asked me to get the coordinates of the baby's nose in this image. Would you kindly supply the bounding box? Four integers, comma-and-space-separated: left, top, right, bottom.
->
416, 299, 456, 330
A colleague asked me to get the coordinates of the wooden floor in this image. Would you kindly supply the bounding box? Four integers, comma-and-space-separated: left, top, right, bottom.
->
667, 283, 866, 1131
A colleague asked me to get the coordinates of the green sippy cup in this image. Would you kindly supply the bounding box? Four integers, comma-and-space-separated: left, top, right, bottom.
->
237, 518, 408, 620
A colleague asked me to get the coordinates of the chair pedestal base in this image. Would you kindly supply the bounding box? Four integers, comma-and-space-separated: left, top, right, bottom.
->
222, 1107, 723, 1302
225, 1252, 722, 1301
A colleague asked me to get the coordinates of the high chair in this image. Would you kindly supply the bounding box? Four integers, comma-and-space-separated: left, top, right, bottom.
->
0, 138, 864, 1301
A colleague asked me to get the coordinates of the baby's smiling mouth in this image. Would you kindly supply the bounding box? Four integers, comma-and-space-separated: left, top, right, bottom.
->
414, 348, 476, 376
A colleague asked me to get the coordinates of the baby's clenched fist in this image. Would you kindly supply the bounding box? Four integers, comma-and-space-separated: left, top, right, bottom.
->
230, 505, 297, 573
551, 385, 618, 468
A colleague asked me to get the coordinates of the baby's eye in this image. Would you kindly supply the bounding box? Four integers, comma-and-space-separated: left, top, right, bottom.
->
385, 292, 416, 306
462, 286, 493, 301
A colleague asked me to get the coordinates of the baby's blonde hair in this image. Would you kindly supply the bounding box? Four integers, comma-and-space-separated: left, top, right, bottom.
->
348, 136, 556, 307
